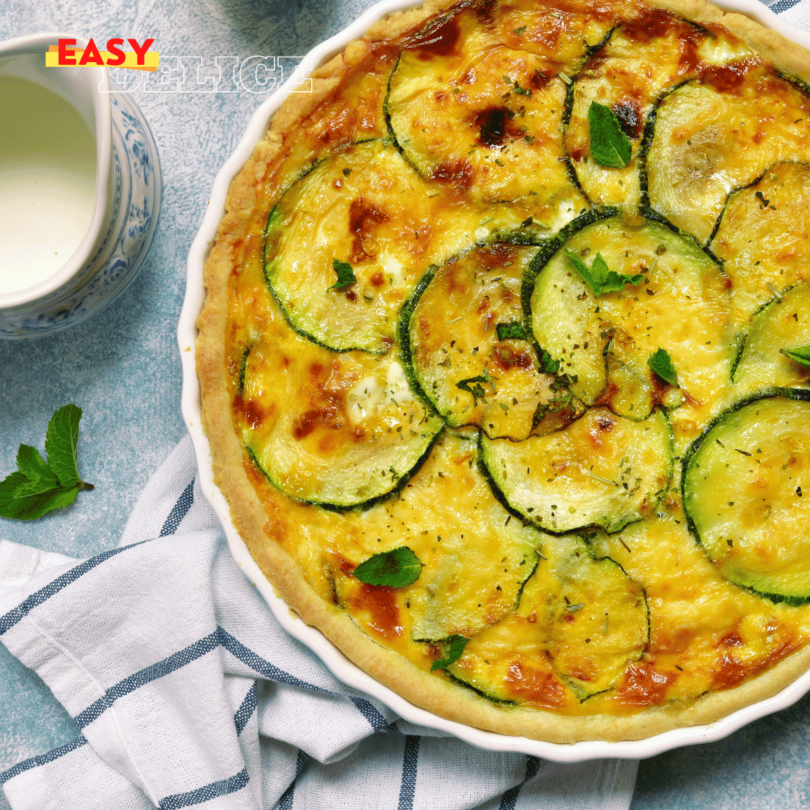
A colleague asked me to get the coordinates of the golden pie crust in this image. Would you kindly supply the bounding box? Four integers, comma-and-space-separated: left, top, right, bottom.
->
197, 0, 810, 742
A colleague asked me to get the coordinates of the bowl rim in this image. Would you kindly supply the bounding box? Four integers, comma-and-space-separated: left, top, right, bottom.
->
179, 0, 810, 763
0, 33, 113, 310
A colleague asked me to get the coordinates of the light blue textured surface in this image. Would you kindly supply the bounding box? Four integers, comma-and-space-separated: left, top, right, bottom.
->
1, 1, 809, 808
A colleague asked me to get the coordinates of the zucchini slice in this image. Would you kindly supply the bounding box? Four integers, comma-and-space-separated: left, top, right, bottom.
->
241, 338, 443, 508
328, 433, 544, 642
683, 390, 810, 603
386, 5, 589, 220
645, 61, 810, 244
264, 139, 502, 354
733, 284, 810, 395
403, 244, 582, 440
448, 535, 648, 703
709, 163, 810, 323
480, 406, 673, 534
527, 214, 734, 423
566, 10, 746, 208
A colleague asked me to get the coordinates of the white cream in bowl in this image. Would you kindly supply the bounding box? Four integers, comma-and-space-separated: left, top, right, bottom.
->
0, 76, 97, 295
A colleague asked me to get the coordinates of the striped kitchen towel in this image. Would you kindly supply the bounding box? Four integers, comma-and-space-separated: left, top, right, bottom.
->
0, 436, 638, 810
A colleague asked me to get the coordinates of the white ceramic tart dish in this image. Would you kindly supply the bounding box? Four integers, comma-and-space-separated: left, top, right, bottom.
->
181, 0, 810, 760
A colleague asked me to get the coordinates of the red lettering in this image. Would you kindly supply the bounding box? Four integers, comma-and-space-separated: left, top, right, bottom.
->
127, 38, 154, 66
106, 38, 125, 66
78, 38, 104, 66
58, 38, 77, 66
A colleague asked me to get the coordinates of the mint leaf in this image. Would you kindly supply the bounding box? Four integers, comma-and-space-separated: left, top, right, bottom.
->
539, 349, 560, 375
588, 101, 632, 169
496, 322, 527, 341
0, 471, 30, 519
10, 486, 81, 521
781, 345, 810, 369
0, 405, 92, 522
328, 258, 356, 291
45, 404, 86, 488
353, 547, 423, 588
456, 370, 493, 405
648, 347, 679, 387
431, 634, 469, 671
0, 470, 81, 521
565, 250, 644, 297
15, 445, 60, 496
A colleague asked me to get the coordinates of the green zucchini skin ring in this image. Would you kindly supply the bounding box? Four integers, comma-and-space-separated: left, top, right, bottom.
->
681, 387, 810, 605
262, 139, 430, 356
247, 425, 445, 514
397, 264, 442, 415
478, 408, 673, 537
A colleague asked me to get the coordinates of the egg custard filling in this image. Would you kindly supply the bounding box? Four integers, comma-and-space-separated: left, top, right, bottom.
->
198, 0, 810, 742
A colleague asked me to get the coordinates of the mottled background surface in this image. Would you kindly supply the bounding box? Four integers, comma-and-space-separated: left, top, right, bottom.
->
1, 0, 810, 807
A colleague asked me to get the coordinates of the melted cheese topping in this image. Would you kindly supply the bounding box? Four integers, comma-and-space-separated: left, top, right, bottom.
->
711, 162, 810, 325
647, 62, 810, 244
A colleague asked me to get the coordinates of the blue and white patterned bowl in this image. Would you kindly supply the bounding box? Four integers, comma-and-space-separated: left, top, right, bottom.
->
0, 33, 162, 339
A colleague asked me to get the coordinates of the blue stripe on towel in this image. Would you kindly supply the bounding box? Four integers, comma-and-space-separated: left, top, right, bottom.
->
158, 767, 250, 809
220, 629, 392, 732
397, 736, 420, 810
234, 683, 258, 736
349, 696, 390, 730
499, 756, 541, 810
770, 0, 800, 11
3, 680, 264, 788
0, 736, 88, 785
0, 479, 194, 637
0, 543, 145, 637
159, 480, 195, 537
218, 628, 328, 692
75, 630, 221, 728
278, 749, 310, 810
71, 626, 391, 735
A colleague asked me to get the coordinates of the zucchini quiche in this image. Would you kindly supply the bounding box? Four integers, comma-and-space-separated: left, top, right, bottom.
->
197, 0, 810, 742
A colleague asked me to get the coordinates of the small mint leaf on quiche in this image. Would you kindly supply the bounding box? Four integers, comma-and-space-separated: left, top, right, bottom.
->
456, 370, 493, 405
648, 347, 679, 387
353, 547, 423, 588
496, 322, 527, 341
781, 345, 810, 369
564, 250, 644, 298
328, 258, 357, 291
431, 634, 469, 671
588, 101, 632, 169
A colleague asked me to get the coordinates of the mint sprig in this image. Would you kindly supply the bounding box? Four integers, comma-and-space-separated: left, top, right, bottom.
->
496, 322, 527, 341
565, 250, 644, 298
0, 405, 93, 521
328, 258, 357, 291
456, 370, 493, 405
648, 347, 679, 387
539, 349, 560, 375
781, 345, 810, 369
431, 634, 469, 671
588, 101, 632, 169
352, 547, 423, 588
